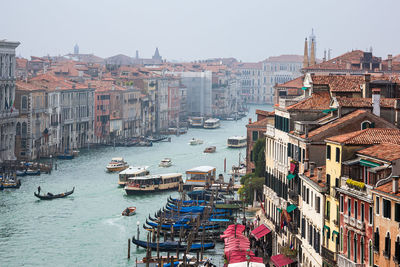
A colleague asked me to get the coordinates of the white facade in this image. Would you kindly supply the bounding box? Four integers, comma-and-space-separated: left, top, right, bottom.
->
0, 40, 19, 162
237, 63, 263, 104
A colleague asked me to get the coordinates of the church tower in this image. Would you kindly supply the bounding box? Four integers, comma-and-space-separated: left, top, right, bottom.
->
310, 39, 316, 66
152, 47, 162, 61
303, 38, 309, 68
74, 44, 79, 54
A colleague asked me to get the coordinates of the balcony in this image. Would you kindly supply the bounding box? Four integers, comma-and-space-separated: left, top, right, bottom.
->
356, 220, 365, 231
343, 214, 349, 224
350, 217, 356, 227
288, 189, 299, 205
337, 254, 364, 267
321, 245, 337, 263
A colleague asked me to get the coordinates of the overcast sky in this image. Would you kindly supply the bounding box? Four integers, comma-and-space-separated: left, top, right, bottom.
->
1, 0, 399, 62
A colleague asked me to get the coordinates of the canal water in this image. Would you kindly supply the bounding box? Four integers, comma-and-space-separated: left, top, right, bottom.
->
0, 104, 272, 267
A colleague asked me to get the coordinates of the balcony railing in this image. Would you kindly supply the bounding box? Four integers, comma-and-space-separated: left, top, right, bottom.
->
321, 245, 336, 263
343, 214, 349, 224
350, 217, 356, 227
356, 220, 365, 231
337, 254, 364, 267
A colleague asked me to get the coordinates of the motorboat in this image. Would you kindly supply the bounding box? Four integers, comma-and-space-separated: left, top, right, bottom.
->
159, 158, 172, 167
122, 206, 136, 216
203, 118, 220, 129
1, 177, 21, 189
189, 138, 203, 145
204, 146, 216, 153
124, 173, 183, 195
26, 169, 41, 176
106, 157, 129, 172
227, 136, 247, 148
118, 166, 150, 186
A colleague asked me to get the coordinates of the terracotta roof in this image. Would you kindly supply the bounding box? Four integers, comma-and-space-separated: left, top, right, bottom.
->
373, 181, 400, 198
247, 117, 268, 128
326, 128, 400, 145
236, 62, 262, 69
17, 73, 88, 91
303, 165, 326, 188
357, 143, 400, 162
255, 109, 273, 116
286, 91, 330, 111
336, 97, 400, 108
16, 58, 28, 69
312, 75, 364, 92
264, 55, 303, 63
276, 76, 304, 89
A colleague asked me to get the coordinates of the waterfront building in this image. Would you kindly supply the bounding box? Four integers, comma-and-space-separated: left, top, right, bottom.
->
263, 55, 303, 104
323, 128, 400, 267
372, 175, 400, 267
167, 77, 181, 127
0, 40, 19, 162
236, 62, 263, 104
246, 109, 273, 174
121, 88, 142, 139
156, 77, 169, 132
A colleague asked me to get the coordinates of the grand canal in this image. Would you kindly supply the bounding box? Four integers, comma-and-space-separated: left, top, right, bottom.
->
0, 104, 272, 266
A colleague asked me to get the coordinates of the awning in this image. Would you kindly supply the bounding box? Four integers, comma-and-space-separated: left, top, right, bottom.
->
286, 174, 295, 181
360, 159, 380, 168
323, 225, 330, 231
332, 230, 339, 236
322, 108, 337, 114
251, 224, 271, 240
277, 208, 282, 213
228, 262, 265, 267
270, 254, 294, 267
287, 204, 297, 213
301, 86, 308, 90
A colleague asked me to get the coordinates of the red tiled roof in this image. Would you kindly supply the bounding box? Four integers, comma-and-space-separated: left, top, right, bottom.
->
286, 91, 330, 110
255, 109, 273, 116
357, 143, 400, 162
236, 62, 262, 69
312, 75, 364, 92
336, 97, 399, 108
276, 76, 304, 89
264, 54, 303, 62
17, 73, 88, 91
303, 165, 326, 188
373, 181, 400, 198
326, 128, 400, 145
247, 117, 268, 128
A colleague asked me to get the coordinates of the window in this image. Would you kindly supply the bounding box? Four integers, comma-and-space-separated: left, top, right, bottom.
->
374, 228, 379, 251
395, 237, 400, 263
361, 237, 364, 264
348, 198, 351, 217
306, 188, 309, 204
385, 232, 391, 257
335, 178, 339, 188
361, 203, 365, 222
369, 240, 373, 267
21, 95, 28, 110
336, 147, 340, 162
355, 201, 358, 219
347, 231, 351, 258
369, 206, 373, 224
361, 121, 371, 130
376, 197, 380, 215
383, 199, 391, 219
316, 196, 321, 213
395, 203, 400, 222
252, 131, 258, 141
354, 234, 358, 262
327, 145, 331, 160
340, 227, 343, 252
340, 196, 344, 212
326, 201, 330, 220
327, 174, 331, 188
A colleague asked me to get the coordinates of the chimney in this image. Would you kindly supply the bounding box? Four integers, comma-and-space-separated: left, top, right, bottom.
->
249, 118, 252, 124
372, 88, 381, 117
310, 162, 316, 176
388, 54, 393, 71
323, 49, 326, 62
364, 74, 371, 98
393, 176, 399, 194
303, 38, 309, 68
317, 167, 322, 180
304, 159, 309, 171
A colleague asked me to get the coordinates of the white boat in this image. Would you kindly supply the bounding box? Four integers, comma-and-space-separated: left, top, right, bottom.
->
204, 118, 220, 129
106, 157, 129, 172
124, 173, 183, 195
189, 138, 203, 145
118, 166, 150, 186
227, 136, 247, 148
159, 158, 172, 167
189, 117, 204, 128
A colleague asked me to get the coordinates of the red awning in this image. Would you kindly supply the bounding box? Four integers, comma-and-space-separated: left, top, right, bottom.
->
251, 224, 271, 240
270, 254, 294, 267
220, 224, 246, 239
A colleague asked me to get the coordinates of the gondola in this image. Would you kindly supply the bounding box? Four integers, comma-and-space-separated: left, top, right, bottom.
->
131, 236, 215, 252
146, 219, 221, 231
34, 187, 75, 200
142, 224, 223, 240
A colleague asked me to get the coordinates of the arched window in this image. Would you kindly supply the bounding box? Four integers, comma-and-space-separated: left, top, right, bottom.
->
340, 227, 343, 252
347, 230, 351, 259
395, 237, 400, 263
21, 95, 28, 110
21, 122, 27, 137
374, 228, 380, 251
385, 232, 391, 257
361, 237, 365, 264
16, 122, 21, 136
369, 240, 373, 267
354, 234, 358, 262
361, 121, 373, 130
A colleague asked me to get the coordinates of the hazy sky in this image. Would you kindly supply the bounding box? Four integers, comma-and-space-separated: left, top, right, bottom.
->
1, 0, 399, 62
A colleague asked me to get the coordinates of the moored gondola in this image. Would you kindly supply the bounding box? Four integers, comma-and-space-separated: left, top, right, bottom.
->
34, 187, 75, 200
131, 236, 215, 252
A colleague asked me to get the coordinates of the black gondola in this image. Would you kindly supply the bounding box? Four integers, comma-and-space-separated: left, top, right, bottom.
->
131, 236, 215, 252
34, 187, 75, 200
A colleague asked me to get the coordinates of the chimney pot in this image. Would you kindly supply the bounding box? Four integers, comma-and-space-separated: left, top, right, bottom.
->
317, 167, 322, 180
249, 118, 252, 124
388, 54, 393, 71
310, 162, 316, 176
372, 88, 381, 116
393, 176, 399, 194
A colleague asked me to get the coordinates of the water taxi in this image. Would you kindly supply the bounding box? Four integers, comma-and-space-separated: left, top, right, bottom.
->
122, 206, 136, 216
189, 138, 203, 145
204, 146, 216, 153
204, 118, 220, 129
189, 117, 204, 128
184, 166, 216, 189
227, 136, 247, 148
118, 166, 150, 186
124, 173, 183, 195
106, 157, 129, 172
159, 158, 172, 167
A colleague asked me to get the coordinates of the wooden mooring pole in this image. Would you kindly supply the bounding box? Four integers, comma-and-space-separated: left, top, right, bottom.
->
128, 238, 131, 259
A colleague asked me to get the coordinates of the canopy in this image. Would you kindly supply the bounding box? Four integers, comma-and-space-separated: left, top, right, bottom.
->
323, 225, 330, 231
251, 224, 271, 240
360, 159, 380, 168
286, 174, 295, 181
301, 86, 308, 90
220, 224, 245, 239
270, 254, 294, 267
332, 230, 339, 236
286, 204, 297, 213
228, 261, 265, 267
322, 108, 337, 114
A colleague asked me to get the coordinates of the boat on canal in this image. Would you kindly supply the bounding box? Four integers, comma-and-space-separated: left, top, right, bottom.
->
124, 173, 183, 195
106, 157, 129, 172
118, 166, 149, 186
1, 177, 21, 189
131, 237, 215, 252
159, 158, 172, 167
204, 146, 216, 153
184, 166, 216, 189
122, 206, 136, 216
227, 136, 247, 148
34, 187, 75, 200
203, 118, 220, 129
189, 117, 204, 128
189, 138, 203, 145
